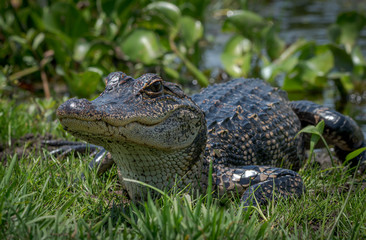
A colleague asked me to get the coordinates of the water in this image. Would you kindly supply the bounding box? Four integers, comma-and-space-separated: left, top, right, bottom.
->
203, 0, 366, 137
249, 0, 366, 51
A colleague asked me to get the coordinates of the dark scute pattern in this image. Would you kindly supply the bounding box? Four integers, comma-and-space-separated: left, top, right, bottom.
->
192, 78, 304, 169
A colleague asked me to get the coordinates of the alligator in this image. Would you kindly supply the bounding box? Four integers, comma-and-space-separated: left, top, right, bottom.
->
56, 72, 366, 205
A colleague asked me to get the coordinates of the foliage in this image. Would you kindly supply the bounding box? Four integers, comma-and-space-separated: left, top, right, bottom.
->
297, 120, 335, 168
1, 1, 365, 98
221, 9, 366, 93
0, 0, 209, 98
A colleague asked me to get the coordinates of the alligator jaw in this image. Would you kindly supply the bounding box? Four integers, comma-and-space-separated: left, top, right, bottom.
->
58, 106, 203, 150
56, 97, 183, 128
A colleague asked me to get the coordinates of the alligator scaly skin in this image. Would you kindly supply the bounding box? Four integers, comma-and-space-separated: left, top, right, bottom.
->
192, 78, 305, 195
57, 72, 365, 205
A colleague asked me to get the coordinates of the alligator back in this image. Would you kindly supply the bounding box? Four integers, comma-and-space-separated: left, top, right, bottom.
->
191, 78, 304, 170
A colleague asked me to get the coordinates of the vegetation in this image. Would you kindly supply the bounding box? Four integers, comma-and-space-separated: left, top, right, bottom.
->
1, 0, 211, 98
0, 99, 366, 239
221, 9, 366, 92
1, 1, 366, 98
1, 0, 366, 239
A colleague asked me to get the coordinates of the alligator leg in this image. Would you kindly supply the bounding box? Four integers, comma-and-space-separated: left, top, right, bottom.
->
213, 165, 304, 207
87, 148, 114, 175
290, 100, 366, 171
46, 140, 101, 158
44, 140, 115, 175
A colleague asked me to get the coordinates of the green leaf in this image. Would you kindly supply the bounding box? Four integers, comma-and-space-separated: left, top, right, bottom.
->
92, 212, 111, 232
179, 16, 203, 47
279, 44, 332, 90
353, 65, 366, 80
32, 32, 45, 50
221, 35, 252, 77
144, 1, 181, 29
9, 66, 40, 82
44, 34, 70, 64
9, 35, 27, 45
330, 11, 366, 52
261, 39, 310, 81
85, 42, 115, 66
297, 125, 320, 136
297, 120, 335, 167
26, 29, 37, 43
60, 194, 79, 213
42, 2, 88, 40
277, 39, 313, 63
351, 46, 366, 66
66, 70, 102, 98
315, 119, 325, 133
309, 133, 321, 153
0, 71, 6, 90
120, 29, 163, 65
327, 44, 354, 72
346, 147, 366, 162
307, 47, 334, 76
282, 63, 317, 91
261, 55, 298, 82
263, 25, 285, 60
73, 39, 91, 62
163, 66, 179, 79
339, 74, 353, 91
223, 10, 268, 41
101, 0, 132, 17
328, 24, 341, 44
1, 155, 17, 187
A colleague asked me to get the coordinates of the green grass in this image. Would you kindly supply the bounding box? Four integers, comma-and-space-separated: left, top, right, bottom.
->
1, 99, 366, 239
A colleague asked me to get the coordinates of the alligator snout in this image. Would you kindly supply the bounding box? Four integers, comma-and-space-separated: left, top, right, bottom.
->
57, 98, 98, 121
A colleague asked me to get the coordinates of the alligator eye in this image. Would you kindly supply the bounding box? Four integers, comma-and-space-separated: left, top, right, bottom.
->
144, 80, 163, 96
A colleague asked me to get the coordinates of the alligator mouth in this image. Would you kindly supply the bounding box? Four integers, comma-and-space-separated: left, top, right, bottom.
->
56, 98, 191, 128
58, 105, 202, 150
58, 104, 186, 130
58, 116, 163, 139
58, 117, 162, 149
59, 118, 121, 136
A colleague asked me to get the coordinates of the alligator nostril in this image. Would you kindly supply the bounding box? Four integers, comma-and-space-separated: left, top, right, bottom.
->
57, 98, 94, 120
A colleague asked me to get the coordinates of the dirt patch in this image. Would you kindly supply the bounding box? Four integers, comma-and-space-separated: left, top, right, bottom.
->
0, 133, 62, 164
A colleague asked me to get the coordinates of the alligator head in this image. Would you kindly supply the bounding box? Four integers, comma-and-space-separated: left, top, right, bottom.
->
57, 72, 207, 199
